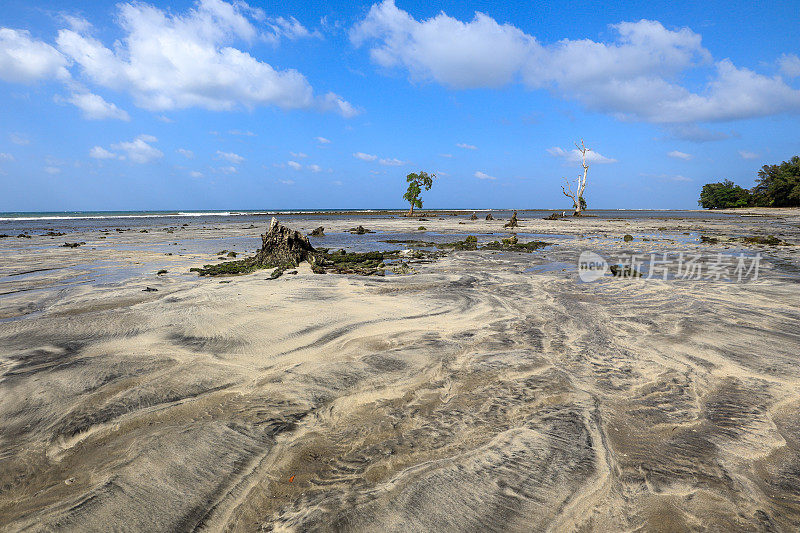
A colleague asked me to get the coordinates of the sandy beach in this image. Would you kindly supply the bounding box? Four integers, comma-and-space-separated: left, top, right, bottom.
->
1, 210, 800, 531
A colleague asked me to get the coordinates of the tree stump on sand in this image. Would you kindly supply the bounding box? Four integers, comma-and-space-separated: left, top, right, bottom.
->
485, 213, 494, 220
254, 217, 316, 268
504, 211, 519, 228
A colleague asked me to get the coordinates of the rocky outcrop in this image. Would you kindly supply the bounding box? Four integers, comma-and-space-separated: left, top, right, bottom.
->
310, 227, 325, 236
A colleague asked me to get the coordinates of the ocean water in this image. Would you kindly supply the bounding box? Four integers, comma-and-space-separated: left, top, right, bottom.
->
0, 209, 736, 234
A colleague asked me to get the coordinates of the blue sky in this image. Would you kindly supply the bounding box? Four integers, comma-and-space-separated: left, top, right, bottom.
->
1, 0, 798, 211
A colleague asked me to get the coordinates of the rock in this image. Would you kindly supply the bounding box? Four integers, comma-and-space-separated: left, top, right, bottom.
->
43, 231, 65, 237
485, 213, 494, 221
504, 211, 519, 228
310, 226, 325, 236
254, 217, 317, 268
61, 242, 85, 248
269, 267, 284, 279
418, 226, 426, 230
623, 234, 634, 242
349, 225, 374, 234
544, 212, 565, 220
17, 234, 31, 239
157, 269, 167, 275
142, 287, 158, 292
470, 212, 478, 220
609, 265, 641, 278
226, 251, 238, 258
0, 234, 9, 238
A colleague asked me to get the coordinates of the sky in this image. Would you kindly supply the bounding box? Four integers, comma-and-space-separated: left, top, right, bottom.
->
0, 0, 798, 211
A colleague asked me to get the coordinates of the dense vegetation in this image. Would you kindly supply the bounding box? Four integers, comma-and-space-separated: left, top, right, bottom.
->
699, 156, 800, 209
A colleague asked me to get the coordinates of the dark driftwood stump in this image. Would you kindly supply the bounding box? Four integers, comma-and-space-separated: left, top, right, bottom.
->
504, 211, 519, 228
254, 217, 316, 268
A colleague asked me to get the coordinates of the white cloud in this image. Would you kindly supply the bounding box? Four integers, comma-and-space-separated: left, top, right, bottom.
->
379, 157, 406, 166
315, 136, 331, 144
667, 174, 692, 182
229, 129, 255, 136
66, 92, 130, 120
738, 150, 759, 160
308, 164, 322, 172
266, 16, 321, 42
474, 171, 496, 180
666, 124, 733, 142
547, 146, 617, 164
216, 166, 237, 174
216, 150, 244, 164
332, 180, 343, 186
190, 170, 204, 178
177, 148, 194, 158
287, 160, 302, 170
354, 152, 378, 161
0, 153, 13, 161
44, 166, 61, 174
667, 150, 692, 160
89, 146, 120, 159
457, 143, 477, 150
10, 133, 30, 145
319, 92, 360, 118
290, 151, 308, 158
778, 54, 800, 78
54, 1, 355, 116
0, 28, 70, 83
352, 1, 800, 126
440, 153, 453, 158
157, 115, 173, 123
111, 134, 163, 163
280, 179, 295, 185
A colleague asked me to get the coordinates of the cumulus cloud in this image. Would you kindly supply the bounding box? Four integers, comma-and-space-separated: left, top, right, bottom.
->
315, 136, 331, 144
667, 150, 692, 160
44, 166, 61, 174
216, 166, 237, 174
89, 146, 121, 159
779, 54, 800, 78
111, 134, 163, 163
52, 1, 355, 116
457, 143, 477, 150
738, 150, 759, 160
547, 146, 617, 164
287, 160, 302, 170
0, 153, 14, 161
0, 28, 70, 83
354, 152, 378, 161
308, 164, 322, 172
379, 157, 406, 166
177, 148, 194, 158
440, 153, 453, 158
352, 1, 800, 126
216, 150, 244, 164
229, 129, 255, 136
190, 170, 204, 178
66, 92, 130, 120
474, 171, 496, 180
290, 151, 308, 158
280, 179, 295, 185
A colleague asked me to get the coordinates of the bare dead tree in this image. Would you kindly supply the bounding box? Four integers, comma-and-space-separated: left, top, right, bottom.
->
560, 139, 590, 216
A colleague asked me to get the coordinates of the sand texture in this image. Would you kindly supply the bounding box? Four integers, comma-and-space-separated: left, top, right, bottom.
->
1, 210, 800, 531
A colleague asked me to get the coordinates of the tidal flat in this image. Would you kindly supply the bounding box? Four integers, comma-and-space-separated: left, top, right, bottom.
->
1, 209, 799, 531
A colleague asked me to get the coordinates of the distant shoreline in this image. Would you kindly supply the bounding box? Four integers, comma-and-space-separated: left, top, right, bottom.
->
0, 207, 748, 222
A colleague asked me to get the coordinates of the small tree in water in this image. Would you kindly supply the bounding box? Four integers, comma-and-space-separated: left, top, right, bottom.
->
403, 171, 435, 216
561, 139, 590, 216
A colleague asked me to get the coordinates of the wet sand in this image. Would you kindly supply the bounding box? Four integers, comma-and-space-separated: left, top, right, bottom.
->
1, 210, 800, 531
